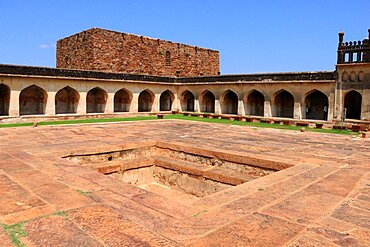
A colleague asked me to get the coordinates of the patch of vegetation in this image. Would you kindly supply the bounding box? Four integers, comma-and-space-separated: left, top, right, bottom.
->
76, 189, 90, 196
165, 114, 355, 135
0, 122, 34, 128
0, 116, 158, 128
1, 222, 26, 247
1, 210, 68, 247
192, 209, 208, 217
52, 210, 68, 219
0, 114, 358, 135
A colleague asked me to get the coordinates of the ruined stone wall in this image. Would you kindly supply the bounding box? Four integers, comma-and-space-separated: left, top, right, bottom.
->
56, 29, 95, 71
56, 28, 220, 77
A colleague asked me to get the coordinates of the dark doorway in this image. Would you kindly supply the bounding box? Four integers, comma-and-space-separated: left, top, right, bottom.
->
201, 91, 215, 113
55, 86, 79, 114
114, 88, 132, 112
19, 85, 47, 115
86, 87, 107, 113
0, 84, 10, 116
273, 90, 294, 118
344, 91, 362, 120
246, 90, 264, 116
138, 90, 154, 112
222, 90, 238, 114
304, 90, 328, 120
160, 90, 173, 111
182, 90, 195, 112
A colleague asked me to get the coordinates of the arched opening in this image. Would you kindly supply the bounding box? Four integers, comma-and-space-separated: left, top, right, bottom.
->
55, 86, 79, 114
344, 91, 362, 120
114, 88, 132, 112
181, 90, 195, 112
159, 90, 174, 111
304, 90, 328, 120
19, 85, 47, 115
273, 90, 294, 118
200, 91, 215, 113
221, 90, 238, 114
246, 90, 264, 116
0, 84, 10, 116
138, 90, 154, 112
86, 87, 107, 113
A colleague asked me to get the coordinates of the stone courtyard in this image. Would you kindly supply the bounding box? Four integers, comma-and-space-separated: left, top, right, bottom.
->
0, 119, 369, 246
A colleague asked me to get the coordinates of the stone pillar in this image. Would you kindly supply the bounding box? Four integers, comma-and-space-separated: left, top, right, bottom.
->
105, 92, 114, 114
194, 99, 201, 113
77, 92, 87, 115
293, 102, 302, 119
172, 94, 180, 111
237, 99, 245, 115
152, 94, 160, 112
130, 93, 139, 113
9, 90, 20, 117
361, 89, 370, 120
215, 99, 221, 114
45, 91, 56, 115
263, 100, 272, 117
327, 93, 335, 121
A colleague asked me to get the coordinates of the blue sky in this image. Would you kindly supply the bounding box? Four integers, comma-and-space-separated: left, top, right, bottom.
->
0, 0, 369, 74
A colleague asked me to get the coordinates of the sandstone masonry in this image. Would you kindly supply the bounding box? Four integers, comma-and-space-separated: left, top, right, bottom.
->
56, 28, 220, 77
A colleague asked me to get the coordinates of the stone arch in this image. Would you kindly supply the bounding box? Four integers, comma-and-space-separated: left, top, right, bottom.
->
55, 86, 79, 114
86, 87, 107, 113
200, 90, 215, 113
0, 84, 10, 116
114, 88, 132, 112
342, 71, 348, 82
304, 90, 328, 120
19, 85, 47, 115
245, 90, 264, 116
138, 89, 154, 112
272, 90, 294, 118
358, 71, 365, 81
180, 90, 195, 112
160, 90, 174, 111
344, 90, 362, 120
221, 90, 238, 114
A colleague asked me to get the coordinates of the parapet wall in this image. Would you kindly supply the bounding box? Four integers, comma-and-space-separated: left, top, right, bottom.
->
57, 28, 220, 77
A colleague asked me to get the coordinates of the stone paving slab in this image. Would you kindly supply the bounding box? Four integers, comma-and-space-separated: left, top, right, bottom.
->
0, 228, 14, 247
0, 119, 369, 246
23, 215, 103, 247
189, 212, 305, 247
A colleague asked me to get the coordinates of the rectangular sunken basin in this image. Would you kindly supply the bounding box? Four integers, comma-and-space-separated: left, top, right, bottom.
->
63, 142, 292, 198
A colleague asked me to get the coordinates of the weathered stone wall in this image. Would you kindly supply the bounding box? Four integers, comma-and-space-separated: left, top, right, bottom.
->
0, 65, 340, 121
56, 28, 220, 77
335, 63, 370, 120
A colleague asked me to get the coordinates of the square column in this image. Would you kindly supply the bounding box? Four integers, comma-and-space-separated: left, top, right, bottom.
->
194, 99, 201, 113
45, 91, 56, 116
130, 93, 139, 113
172, 94, 180, 112
237, 99, 245, 115
77, 92, 87, 115
215, 99, 221, 114
152, 94, 160, 112
327, 93, 335, 121
9, 90, 20, 117
293, 102, 302, 119
105, 92, 114, 114
263, 100, 272, 117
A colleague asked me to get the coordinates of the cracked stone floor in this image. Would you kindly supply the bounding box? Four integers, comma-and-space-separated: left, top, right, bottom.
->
0, 119, 369, 246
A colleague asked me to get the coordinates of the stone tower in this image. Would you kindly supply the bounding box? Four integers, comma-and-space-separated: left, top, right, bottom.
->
335, 29, 370, 120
